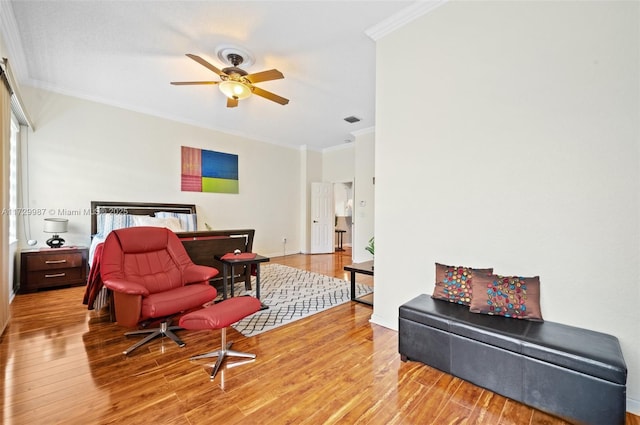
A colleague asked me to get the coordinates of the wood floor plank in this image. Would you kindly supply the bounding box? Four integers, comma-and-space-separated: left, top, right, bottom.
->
500, 398, 534, 425
531, 409, 570, 425
1, 248, 637, 425
402, 374, 464, 424
432, 399, 475, 425
451, 376, 485, 411
468, 390, 509, 425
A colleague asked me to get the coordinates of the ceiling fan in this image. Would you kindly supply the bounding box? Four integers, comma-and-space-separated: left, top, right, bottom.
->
171, 52, 289, 108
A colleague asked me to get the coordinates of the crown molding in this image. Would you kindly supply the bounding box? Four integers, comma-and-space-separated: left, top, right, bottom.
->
366, 0, 449, 41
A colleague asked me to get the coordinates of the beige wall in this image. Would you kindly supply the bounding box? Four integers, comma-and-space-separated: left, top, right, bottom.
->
14, 86, 367, 261
322, 144, 354, 183
373, 1, 640, 408
299, 147, 322, 253
20, 86, 303, 258
353, 128, 375, 263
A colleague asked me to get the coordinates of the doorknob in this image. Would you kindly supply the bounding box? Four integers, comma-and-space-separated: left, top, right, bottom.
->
313, 220, 318, 223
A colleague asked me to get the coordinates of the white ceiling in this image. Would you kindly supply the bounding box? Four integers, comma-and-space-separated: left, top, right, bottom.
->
2, 0, 425, 150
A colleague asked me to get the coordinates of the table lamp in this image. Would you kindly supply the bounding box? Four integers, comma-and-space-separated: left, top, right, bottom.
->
44, 218, 68, 248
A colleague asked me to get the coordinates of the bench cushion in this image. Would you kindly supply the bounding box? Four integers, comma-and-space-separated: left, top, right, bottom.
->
399, 294, 626, 384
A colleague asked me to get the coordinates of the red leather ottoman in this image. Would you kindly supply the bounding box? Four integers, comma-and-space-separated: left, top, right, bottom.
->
179, 296, 262, 379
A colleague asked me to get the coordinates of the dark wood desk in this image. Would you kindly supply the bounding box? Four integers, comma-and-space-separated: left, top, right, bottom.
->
215, 254, 270, 304
344, 260, 374, 306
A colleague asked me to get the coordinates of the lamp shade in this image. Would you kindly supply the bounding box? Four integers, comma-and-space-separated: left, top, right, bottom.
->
43, 218, 68, 234
219, 80, 252, 100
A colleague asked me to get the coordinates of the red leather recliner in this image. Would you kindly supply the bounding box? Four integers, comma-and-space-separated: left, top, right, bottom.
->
101, 226, 219, 355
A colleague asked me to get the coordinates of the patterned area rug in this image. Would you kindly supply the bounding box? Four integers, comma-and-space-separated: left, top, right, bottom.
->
224, 264, 373, 337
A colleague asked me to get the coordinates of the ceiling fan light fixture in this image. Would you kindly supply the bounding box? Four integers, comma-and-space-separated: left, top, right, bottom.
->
219, 80, 252, 100
174, 52, 288, 107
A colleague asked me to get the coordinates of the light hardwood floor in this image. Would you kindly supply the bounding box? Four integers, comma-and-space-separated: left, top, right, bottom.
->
2, 249, 637, 424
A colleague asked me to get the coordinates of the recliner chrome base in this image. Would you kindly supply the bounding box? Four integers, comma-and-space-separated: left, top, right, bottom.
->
189, 327, 255, 379
123, 320, 185, 355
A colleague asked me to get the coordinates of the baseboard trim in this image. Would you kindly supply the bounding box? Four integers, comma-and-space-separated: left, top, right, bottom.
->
369, 314, 397, 331
627, 398, 640, 415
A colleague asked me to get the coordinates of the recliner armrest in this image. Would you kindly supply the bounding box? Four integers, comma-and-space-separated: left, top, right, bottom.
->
104, 278, 150, 296
183, 264, 219, 284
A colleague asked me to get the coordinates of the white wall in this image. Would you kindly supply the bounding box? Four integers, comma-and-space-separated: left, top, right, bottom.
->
322, 143, 354, 183
20, 86, 302, 258
373, 1, 640, 408
300, 146, 322, 254
353, 128, 375, 263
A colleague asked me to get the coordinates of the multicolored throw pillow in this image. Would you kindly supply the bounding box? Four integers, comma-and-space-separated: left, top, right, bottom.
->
431, 263, 493, 306
469, 274, 543, 321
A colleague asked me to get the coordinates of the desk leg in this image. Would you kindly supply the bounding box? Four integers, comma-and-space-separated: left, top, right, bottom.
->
256, 264, 261, 300
256, 264, 268, 310
350, 270, 356, 301
230, 264, 235, 297
222, 264, 228, 300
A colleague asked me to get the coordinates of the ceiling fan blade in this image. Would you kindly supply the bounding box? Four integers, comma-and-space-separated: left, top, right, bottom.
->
170, 81, 219, 85
245, 69, 284, 84
251, 86, 289, 105
227, 97, 239, 108
185, 53, 224, 76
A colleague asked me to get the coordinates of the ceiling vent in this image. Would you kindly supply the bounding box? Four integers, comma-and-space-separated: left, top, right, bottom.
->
344, 116, 361, 123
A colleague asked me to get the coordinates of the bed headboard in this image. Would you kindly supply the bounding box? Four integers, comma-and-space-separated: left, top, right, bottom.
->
90, 201, 197, 236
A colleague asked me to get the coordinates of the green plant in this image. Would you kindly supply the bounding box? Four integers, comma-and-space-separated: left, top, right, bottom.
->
365, 237, 375, 256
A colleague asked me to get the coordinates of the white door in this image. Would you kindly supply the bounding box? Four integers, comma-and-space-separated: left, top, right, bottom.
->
310, 182, 334, 254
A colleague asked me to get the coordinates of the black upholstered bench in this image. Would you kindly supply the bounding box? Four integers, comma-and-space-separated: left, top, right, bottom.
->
399, 294, 627, 425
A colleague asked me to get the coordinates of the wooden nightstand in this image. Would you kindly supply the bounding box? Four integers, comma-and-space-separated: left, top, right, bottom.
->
19, 246, 88, 293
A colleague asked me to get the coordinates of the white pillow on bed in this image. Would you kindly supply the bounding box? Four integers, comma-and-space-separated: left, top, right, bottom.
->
131, 215, 184, 232
97, 213, 137, 237
155, 212, 197, 232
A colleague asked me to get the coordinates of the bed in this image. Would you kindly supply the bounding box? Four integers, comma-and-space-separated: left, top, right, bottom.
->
84, 201, 255, 311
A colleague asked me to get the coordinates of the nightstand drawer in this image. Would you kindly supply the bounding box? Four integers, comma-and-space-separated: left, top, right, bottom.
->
26, 252, 84, 271
27, 267, 85, 286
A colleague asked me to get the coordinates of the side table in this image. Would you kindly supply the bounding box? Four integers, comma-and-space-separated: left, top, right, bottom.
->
215, 253, 270, 308
344, 260, 374, 306
20, 246, 89, 293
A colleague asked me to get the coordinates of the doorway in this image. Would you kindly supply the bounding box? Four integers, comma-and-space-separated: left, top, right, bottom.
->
334, 182, 353, 251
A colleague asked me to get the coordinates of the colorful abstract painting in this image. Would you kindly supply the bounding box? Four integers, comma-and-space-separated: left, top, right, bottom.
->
181, 146, 239, 193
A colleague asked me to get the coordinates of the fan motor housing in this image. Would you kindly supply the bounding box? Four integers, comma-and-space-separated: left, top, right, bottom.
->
216, 45, 255, 68
222, 66, 248, 77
